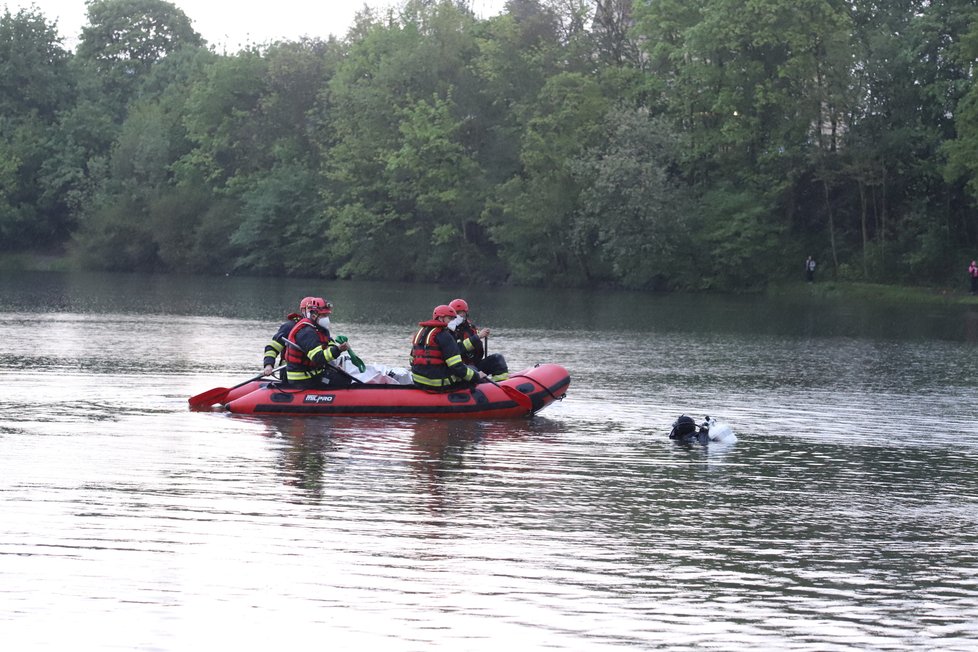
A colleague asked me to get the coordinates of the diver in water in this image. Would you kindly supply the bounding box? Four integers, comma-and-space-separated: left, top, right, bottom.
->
669, 415, 738, 445
668, 415, 711, 445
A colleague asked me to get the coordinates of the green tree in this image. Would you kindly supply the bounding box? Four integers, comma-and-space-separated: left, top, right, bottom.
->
635, 0, 853, 177
592, 0, 641, 66
174, 40, 340, 274
940, 4, 978, 256
76, 0, 204, 118
489, 72, 609, 284
470, 1, 562, 186
697, 185, 783, 290
572, 108, 696, 289
0, 129, 27, 247
177, 51, 269, 187
385, 95, 487, 277
834, 0, 975, 283
229, 162, 321, 275
320, 2, 491, 280
70, 100, 170, 271
0, 6, 75, 250
0, 6, 74, 119
69, 42, 213, 271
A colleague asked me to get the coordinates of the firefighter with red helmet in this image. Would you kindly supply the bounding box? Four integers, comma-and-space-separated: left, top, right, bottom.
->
448, 298, 509, 381
282, 296, 353, 388
448, 299, 487, 363
410, 304, 483, 390
262, 308, 303, 376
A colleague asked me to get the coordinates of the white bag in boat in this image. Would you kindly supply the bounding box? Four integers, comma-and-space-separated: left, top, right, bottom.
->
336, 356, 412, 385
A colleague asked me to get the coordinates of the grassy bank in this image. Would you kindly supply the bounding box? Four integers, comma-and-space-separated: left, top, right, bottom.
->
767, 280, 978, 305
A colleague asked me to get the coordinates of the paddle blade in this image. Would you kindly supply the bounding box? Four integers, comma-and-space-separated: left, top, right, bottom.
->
188, 366, 281, 408
188, 386, 229, 408
501, 385, 533, 411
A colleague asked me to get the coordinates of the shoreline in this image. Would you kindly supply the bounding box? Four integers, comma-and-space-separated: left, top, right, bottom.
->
767, 280, 978, 306
4, 253, 977, 305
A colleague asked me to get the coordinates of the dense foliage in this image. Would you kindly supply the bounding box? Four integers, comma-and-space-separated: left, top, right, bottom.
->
3, 0, 978, 290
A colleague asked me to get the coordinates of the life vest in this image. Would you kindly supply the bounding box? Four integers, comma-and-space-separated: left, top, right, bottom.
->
411, 321, 447, 367
284, 318, 334, 382
411, 320, 473, 388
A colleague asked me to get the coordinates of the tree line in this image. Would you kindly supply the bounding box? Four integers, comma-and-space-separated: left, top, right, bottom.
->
3, 0, 978, 291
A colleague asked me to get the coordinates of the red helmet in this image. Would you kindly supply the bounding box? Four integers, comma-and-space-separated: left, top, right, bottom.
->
448, 298, 468, 314
299, 296, 332, 314
432, 304, 457, 320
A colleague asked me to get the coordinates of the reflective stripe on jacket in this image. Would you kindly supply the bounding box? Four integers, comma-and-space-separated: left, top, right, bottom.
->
263, 314, 301, 367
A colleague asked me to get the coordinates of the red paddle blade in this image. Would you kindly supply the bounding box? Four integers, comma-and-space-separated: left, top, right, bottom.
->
501, 385, 532, 411
188, 386, 229, 408
188, 367, 277, 408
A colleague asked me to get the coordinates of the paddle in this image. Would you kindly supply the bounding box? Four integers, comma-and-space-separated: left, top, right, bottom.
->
471, 333, 529, 410
480, 373, 532, 411
188, 364, 284, 408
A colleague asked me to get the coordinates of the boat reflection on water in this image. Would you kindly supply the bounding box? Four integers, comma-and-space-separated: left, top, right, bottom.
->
408, 420, 490, 517
405, 417, 570, 521
257, 417, 344, 498
255, 416, 571, 503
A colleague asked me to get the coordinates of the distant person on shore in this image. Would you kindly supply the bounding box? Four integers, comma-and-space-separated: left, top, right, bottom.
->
969, 260, 978, 295
805, 256, 816, 283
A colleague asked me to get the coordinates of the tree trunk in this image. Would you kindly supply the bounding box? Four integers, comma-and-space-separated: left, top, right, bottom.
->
823, 178, 838, 272
859, 180, 868, 278
880, 164, 887, 268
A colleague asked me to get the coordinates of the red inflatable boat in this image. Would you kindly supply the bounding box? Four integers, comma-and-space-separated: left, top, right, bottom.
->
222, 364, 570, 418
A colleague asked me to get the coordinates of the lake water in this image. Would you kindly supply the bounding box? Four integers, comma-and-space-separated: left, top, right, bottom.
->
1, 270, 977, 650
